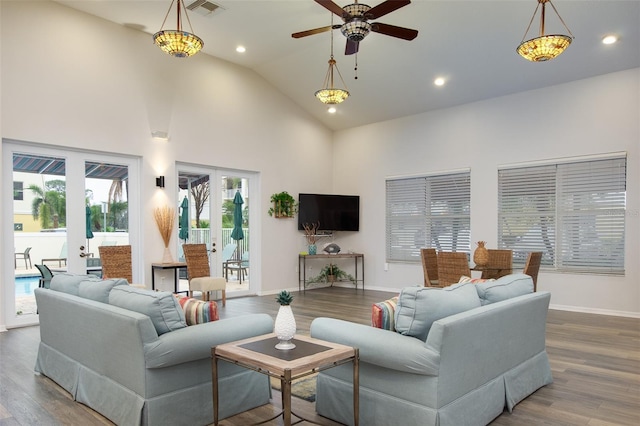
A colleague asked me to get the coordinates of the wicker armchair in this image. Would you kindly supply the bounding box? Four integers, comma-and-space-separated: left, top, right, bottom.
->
523, 252, 542, 292
98, 245, 133, 283
436, 252, 471, 287
421, 248, 441, 287
481, 249, 513, 280
182, 244, 226, 306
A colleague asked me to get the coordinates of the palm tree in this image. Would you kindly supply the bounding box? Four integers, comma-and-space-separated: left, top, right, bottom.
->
28, 181, 66, 229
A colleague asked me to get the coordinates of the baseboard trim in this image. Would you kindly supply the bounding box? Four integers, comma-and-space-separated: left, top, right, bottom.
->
550, 304, 640, 319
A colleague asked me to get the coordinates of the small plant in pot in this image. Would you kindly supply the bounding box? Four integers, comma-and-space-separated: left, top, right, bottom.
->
309, 264, 355, 285
268, 191, 298, 218
274, 290, 296, 350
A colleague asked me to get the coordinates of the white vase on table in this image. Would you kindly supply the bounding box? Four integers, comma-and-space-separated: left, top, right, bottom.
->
274, 305, 296, 350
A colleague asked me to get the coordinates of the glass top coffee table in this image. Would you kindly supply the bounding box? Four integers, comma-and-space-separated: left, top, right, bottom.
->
212, 333, 359, 426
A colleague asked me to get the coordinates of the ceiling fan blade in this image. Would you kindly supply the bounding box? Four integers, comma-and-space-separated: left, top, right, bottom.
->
345, 39, 359, 55
315, 0, 348, 18
371, 22, 418, 40
292, 25, 339, 39
367, 0, 411, 19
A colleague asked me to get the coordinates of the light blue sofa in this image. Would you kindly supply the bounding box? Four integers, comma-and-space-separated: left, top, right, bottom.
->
310, 275, 552, 426
34, 274, 273, 425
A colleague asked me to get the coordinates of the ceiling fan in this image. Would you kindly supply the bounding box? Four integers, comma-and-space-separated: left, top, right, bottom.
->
292, 0, 418, 55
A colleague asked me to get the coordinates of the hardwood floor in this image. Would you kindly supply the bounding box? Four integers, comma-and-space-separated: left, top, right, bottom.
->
1, 287, 638, 425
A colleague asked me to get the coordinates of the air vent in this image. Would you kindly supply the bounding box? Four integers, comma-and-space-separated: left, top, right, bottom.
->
186, 0, 224, 17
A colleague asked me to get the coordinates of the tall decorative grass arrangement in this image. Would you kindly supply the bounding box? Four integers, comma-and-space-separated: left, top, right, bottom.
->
154, 206, 175, 263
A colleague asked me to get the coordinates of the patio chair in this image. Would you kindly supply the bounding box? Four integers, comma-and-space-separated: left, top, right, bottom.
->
99, 245, 133, 283
220, 243, 238, 280
183, 244, 226, 306
41, 242, 67, 267
15, 247, 32, 269
226, 251, 249, 283
481, 249, 513, 280
420, 248, 440, 287
35, 264, 54, 288
437, 251, 471, 287
523, 252, 543, 292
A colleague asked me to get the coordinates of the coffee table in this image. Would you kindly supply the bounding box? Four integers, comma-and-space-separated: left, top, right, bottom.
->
212, 333, 359, 426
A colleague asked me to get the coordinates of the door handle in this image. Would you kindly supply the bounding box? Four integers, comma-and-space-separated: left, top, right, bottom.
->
211, 248, 217, 253
79, 252, 89, 258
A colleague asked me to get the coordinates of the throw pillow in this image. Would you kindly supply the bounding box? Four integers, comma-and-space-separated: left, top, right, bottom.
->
371, 296, 399, 330
475, 273, 534, 305
109, 285, 187, 335
175, 295, 219, 325
394, 283, 481, 341
78, 278, 128, 303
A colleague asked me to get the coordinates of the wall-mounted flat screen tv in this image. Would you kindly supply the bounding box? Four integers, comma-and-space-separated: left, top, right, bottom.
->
298, 193, 360, 232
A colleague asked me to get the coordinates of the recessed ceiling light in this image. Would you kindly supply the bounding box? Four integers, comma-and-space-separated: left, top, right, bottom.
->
236, 46, 246, 53
434, 77, 445, 87
602, 35, 618, 45
327, 107, 337, 114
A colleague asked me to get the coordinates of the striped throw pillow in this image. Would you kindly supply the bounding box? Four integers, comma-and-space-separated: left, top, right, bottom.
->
372, 296, 399, 331
175, 296, 219, 325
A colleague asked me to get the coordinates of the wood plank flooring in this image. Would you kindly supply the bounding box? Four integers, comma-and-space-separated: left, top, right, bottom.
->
1, 287, 638, 425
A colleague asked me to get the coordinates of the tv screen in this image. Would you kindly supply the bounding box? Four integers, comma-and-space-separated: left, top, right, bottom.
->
298, 193, 360, 232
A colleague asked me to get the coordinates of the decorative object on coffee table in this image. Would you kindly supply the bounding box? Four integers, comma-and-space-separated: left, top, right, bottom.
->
473, 241, 489, 267
274, 290, 296, 350
154, 206, 175, 263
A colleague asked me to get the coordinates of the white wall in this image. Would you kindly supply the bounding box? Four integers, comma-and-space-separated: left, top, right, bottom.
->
0, 1, 333, 328
333, 68, 640, 317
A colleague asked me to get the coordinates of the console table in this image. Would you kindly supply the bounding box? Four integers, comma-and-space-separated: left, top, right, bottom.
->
298, 253, 364, 291
151, 262, 187, 293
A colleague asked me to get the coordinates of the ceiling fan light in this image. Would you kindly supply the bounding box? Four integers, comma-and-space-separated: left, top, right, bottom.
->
517, 34, 572, 61
341, 20, 372, 42
153, 30, 204, 57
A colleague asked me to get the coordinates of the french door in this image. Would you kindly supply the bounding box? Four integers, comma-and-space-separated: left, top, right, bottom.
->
177, 163, 258, 298
2, 140, 140, 328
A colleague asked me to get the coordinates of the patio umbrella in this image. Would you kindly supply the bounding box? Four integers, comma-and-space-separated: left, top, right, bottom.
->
230, 191, 244, 241
179, 196, 189, 241
86, 206, 94, 251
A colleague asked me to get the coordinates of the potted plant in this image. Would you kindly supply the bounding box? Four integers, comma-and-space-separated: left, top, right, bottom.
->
309, 264, 355, 285
274, 290, 296, 350
268, 191, 298, 218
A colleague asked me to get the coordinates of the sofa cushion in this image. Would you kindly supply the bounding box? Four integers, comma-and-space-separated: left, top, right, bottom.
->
50, 273, 101, 296
475, 273, 534, 305
394, 283, 481, 341
175, 295, 219, 325
371, 296, 399, 330
109, 285, 186, 335
78, 278, 128, 303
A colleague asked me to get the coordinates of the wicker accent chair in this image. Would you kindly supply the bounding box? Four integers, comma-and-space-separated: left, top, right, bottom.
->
182, 244, 226, 306
421, 248, 441, 287
98, 245, 133, 283
481, 249, 513, 280
436, 252, 471, 287
523, 251, 543, 292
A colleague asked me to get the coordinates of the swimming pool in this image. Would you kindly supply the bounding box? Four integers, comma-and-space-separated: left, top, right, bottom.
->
15, 276, 39, 297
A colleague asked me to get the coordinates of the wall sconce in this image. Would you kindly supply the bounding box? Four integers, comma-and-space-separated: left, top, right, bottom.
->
156, 176, 165, 188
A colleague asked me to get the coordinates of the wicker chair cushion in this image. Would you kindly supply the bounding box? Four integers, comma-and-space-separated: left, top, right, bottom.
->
394, 283, 481, 341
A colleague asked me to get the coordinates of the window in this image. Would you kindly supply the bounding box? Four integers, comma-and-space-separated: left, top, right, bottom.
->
13, 181, 23, 200
386, 171, 471, 262
498, 155, 626, 275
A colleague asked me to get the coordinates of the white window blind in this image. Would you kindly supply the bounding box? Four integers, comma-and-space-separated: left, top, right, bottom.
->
386, 171, 470, 262
498, 155, 626, 274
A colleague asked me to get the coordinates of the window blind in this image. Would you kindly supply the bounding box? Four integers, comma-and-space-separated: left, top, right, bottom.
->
386, 171, 470, 262
498, 155, 626, 274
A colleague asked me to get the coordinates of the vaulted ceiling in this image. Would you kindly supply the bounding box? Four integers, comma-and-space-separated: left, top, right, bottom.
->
56, 0, 640, 131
